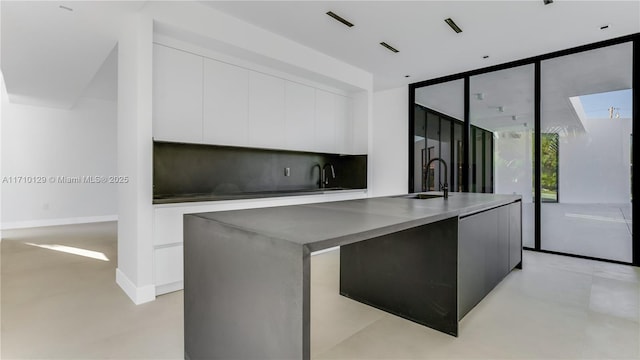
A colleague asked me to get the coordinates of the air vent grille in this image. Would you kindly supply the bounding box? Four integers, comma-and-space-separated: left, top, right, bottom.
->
380, 42, 399, 53
444, 18, 463, 33
326, 11, 354, 28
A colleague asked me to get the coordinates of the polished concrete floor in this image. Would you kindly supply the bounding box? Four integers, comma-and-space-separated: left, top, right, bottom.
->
2, 221, 639, 359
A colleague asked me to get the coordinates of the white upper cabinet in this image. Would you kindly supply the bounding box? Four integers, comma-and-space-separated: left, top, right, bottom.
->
152, 43, 362, 154
248, 72, 286, 149
334, 94, 352, 154
351, 91, 368, 154
203, 59, 249, 146
314, 89, 336, 153
153, 44, 203, 143
284, 81, 315, 151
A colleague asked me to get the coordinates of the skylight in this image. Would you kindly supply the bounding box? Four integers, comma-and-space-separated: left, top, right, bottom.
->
571, 89, 632, 120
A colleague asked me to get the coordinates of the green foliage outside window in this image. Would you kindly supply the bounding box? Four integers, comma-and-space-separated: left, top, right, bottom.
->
539, 133, 558, 202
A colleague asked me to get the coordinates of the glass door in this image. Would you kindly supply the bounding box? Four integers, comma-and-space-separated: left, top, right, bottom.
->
540, 42, 633, 262
470, 64, 535, 247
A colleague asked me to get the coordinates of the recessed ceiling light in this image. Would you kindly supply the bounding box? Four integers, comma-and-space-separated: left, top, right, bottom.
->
326, 11, 354, 28
497, 106, 505, 113
482, 55, 489, 59
543, 0, 553, 5
512, 115, 518, 121
404, 75, 410, 78
600, 25, 610, 30
59, 5, 73, 11
475, 93, 485, 100
380, 42, 399, 53
444, 18, 463, 33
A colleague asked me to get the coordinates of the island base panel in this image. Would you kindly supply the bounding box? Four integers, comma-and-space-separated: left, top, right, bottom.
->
339, 217, 459, 336
184, 215, 310, 360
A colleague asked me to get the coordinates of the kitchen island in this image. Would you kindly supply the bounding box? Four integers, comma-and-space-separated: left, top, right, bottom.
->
183, 192, 522, 360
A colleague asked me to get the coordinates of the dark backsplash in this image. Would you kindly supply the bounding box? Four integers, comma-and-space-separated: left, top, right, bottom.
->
153, 141, 367, 199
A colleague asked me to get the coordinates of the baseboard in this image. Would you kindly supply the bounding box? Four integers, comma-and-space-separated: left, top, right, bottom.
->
156, 280, 183, 296
116, 268, 156, 305
1, 215, 118, 230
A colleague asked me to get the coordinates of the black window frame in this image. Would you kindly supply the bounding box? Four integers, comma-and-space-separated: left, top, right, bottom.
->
408, 33, 640, 267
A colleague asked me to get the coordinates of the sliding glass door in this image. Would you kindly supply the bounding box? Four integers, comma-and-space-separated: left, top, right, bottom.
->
409, 35, 638, 265
470, 64, 535, 247
540, 42, 633, 262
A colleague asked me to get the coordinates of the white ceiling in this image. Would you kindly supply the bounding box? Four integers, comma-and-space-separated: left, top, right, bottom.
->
1, 1, 638, 109
203, 0, 640, 90
1, 1, 145, 109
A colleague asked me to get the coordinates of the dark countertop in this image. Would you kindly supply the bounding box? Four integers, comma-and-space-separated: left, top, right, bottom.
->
190, 192, 521, 252
153, 187, 363, 204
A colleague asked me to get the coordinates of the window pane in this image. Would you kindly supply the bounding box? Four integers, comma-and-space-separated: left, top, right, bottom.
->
470, 64, 535, 247
412, 79, 464, 193
540, 133, 558, 202
540, 42, 632, 262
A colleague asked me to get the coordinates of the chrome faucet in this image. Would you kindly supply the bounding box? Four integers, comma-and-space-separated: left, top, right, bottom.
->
425, 157, 448, 199
322, 163, 335, 188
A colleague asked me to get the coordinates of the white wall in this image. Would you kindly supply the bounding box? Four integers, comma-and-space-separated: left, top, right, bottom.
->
0, 76, 117, 229
560, 117, 632, 203
371, 87, 408, 197
0, 70, 4, 237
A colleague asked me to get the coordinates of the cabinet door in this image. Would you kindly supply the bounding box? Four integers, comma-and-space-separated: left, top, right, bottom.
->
203, 59, 249, 146
509, 202, 523, 269
334, 95, 352, 154
314, 89, 336, 153
153, 44, 203, 143
458, 212, 488, 319
496, 205, 511, 280
459, 204, 519, 319
248, 72, 286, 149
284, 81, 315, 151
481, 209, 500, 296
155, 245, 183, 288
352, 91, 368, 154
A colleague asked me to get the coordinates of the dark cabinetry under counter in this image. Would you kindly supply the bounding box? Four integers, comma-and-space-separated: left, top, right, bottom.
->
458, 202, 522, 318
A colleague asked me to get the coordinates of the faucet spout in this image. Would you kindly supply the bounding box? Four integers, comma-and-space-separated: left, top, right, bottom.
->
323, 164, 335, 187
425, 157, 448, 199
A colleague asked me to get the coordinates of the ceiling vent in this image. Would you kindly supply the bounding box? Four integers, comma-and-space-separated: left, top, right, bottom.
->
380, 42, 399, 53
444, 18, 463, 33
326, 11, 354, 28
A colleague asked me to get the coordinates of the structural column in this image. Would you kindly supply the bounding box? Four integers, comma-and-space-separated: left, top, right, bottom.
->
115, 12, 155, 304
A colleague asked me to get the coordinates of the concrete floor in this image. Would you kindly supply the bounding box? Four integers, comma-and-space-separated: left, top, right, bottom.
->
2, 221, 639, 359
